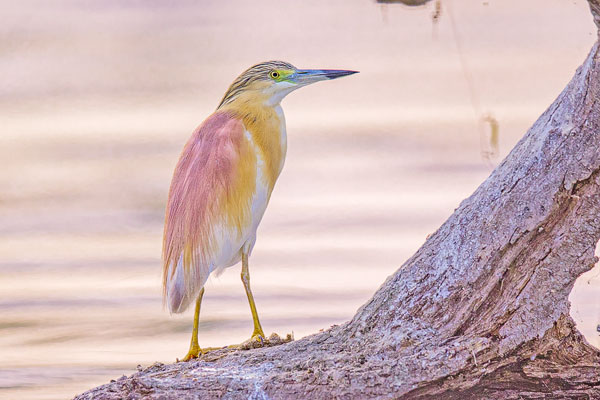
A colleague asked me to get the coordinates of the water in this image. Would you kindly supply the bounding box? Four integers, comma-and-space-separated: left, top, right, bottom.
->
0, 1, 598, 398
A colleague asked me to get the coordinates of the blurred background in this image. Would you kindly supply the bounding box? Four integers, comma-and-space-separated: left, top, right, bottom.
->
0, 0, 598, 399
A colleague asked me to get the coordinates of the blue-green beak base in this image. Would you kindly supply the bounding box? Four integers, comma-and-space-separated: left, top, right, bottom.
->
294, 69, 359, 84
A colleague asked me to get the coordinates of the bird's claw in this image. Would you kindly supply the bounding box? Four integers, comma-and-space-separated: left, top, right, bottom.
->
250, 331, 266, 345
180, 345, 204, 362
227, 330, 266, 350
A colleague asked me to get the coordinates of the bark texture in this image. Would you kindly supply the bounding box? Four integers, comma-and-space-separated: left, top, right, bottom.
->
76, 2, 600, 398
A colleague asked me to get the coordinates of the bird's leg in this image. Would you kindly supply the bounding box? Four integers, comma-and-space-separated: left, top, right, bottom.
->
241, 251, 265, 341
181, 287, 205, 362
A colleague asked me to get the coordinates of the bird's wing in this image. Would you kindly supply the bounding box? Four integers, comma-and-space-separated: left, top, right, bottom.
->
162, 110, 257, 313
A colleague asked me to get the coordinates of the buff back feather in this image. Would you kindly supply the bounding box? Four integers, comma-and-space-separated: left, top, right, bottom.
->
162, 110, 257, 313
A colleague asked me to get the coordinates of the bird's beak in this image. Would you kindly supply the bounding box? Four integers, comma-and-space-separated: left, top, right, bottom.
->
293, 69, 359, 85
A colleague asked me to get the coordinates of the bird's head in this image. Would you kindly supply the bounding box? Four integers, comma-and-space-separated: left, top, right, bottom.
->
217, 61, 358, 109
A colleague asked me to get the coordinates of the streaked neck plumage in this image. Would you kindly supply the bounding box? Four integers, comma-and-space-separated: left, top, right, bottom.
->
218, 90, 288, 191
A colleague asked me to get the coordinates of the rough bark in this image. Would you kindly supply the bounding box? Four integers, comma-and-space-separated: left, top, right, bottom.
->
76, 2, 600, 398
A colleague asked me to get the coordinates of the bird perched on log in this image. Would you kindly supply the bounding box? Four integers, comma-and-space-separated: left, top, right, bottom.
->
162, 61, 357, 361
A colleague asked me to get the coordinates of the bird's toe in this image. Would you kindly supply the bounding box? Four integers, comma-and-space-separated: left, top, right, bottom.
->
180, 345, 203, 362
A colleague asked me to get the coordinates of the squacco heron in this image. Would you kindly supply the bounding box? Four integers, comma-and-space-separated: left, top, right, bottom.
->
162, 61, 357, 361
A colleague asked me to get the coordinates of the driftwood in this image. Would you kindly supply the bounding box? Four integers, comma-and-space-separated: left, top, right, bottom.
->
75, 1, 600, 398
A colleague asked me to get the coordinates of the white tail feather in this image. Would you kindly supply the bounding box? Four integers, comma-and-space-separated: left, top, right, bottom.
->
166, 256, 209, 314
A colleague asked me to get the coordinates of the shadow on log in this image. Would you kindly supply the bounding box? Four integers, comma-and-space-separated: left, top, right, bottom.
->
76, 1, 600, 398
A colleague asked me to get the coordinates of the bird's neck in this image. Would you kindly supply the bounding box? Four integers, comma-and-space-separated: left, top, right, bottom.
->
220, 97, 287, 190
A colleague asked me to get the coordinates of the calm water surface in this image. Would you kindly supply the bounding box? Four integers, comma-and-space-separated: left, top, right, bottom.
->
0, 1, 598, 399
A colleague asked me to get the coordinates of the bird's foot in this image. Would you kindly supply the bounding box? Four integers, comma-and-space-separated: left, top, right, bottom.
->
228, 330, 295, 351
179, 344, 204, 362
248, 330, 266, 346
251, 328, 266, 341
226, 329, 265, 350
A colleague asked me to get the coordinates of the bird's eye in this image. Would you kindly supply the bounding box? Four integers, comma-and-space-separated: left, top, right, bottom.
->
269, 71, 280, 79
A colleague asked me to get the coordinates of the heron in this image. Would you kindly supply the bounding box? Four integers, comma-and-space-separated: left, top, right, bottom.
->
162, 61, 357, 361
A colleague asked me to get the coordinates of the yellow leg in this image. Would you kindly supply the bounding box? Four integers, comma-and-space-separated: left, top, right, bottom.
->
241, 251, 265, 341
181, 288, 204, 362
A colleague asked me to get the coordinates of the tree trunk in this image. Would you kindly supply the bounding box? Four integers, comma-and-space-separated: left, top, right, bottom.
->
76, 2, 600, 398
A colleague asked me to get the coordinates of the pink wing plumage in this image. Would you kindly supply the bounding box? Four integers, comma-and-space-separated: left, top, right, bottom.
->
162, 111, 254, 313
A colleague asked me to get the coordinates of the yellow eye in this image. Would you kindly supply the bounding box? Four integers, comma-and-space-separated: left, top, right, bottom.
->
269, 71, 280, 79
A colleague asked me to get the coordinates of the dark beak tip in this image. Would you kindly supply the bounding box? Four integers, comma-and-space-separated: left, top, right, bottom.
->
327, 70, 360, 79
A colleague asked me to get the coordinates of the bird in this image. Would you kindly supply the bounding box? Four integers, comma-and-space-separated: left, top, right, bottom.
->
162, 61, 357, 361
